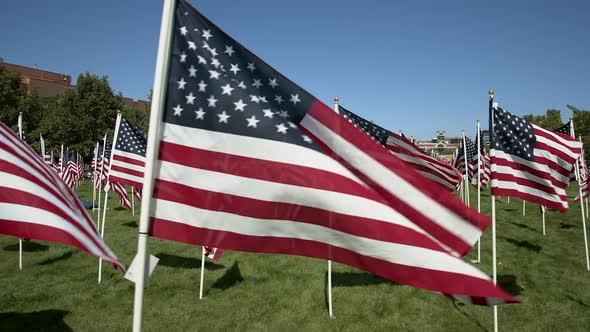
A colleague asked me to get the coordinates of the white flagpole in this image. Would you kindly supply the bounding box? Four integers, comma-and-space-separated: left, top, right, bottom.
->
199, 247, 206, 299
507, 196, 510, 204
461, 130, 469, 207
133, 0, 176, 330
542, 206, 546, 236
571, 123, 590, 271
522, 200, 526, 216
98, 187, 109, 283
489, 90, 498, 332
476, 120, 481, 263
18, 112, 23, 271
586, 193, 589, 219
131, 187, 136, 216
97, 134, 107, 228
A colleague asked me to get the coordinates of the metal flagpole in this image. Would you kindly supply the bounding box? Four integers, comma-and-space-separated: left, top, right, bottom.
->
571, 122, 590, 271
522, 200, 526, 216
489, 90, 498, 332
199, 247, 206, 299
541, 206, 546, 236
17, 112, 23, 270
507, 196, 510, 204
133, 0, 176, 330
98, 187, 109, 283
461, 130, 470, 207
93, 142, 98, 213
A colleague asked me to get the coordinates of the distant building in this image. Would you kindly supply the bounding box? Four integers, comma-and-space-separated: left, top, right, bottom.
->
1, 60, 147, 111
415, 130, 461, 151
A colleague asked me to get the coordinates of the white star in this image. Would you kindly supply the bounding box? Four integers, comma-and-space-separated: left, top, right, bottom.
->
250, 95, 260, 103
180, 52, 187, 63
177, 77, 187, 90
198, 80, 207, 93
247, 62, 256, 71
229, 64, 240, 75
185, 92, 196, 104
262, 109, 274, 118
188, 65, 197, 77
197, 55, 207, 64
246, 115, 260, 128
252, 79, 262, 88
276, 123, 288, 134
221, 84, 234, 96
302, 135, 312, 143
290, 94, 300, 104
234, 99, 247, 112
288, 121, 297, 128
195, 107, 205, 120
278, 110, 289, 118
236, 81, 246, 89
259, 96, 268, 103
210, 58, 221, 68
188, 41, 197, 50
180, 26, 188, 36
225, 45, 235, 56
173, 104, 183, 116
208, 48, 218, 57
274, 95, 284, 104
268, 78, 278, 88
209, 70, 221, 79
217, 111, 230, 123
207, 95, 218, 107
202, 29, 212, 40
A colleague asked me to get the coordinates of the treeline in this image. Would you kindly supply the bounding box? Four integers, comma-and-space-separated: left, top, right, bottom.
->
0, 64, 149, 162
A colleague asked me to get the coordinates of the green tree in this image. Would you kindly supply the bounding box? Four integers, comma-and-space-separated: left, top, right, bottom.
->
38, 72, 122, 161
522, 109, 564, 130
569, 105, 590, 159
0, 64, 25, 129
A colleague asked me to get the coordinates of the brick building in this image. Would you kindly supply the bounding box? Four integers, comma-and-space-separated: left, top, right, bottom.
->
1, 61, 147, 111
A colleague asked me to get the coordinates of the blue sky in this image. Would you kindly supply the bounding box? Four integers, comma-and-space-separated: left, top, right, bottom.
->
1, 0, 588, 139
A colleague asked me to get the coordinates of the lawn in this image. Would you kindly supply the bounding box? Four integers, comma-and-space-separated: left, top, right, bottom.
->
1, 181, 589, 331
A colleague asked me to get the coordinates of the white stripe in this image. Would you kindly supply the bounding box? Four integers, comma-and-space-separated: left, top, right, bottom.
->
492, 164, 567, 196
156, 160, 451, 252
301, 115, 482, 246
493, 150, 570, 183
0, 202, 109, 258
393, 153, 459, 184
161, 122, 367, 187
109, 170, 144, 185
534, 124, 583, 150
152, 198, 490, 279
536, 134, 580, 163
111, 158, 145, 173
113, 150, 146, 164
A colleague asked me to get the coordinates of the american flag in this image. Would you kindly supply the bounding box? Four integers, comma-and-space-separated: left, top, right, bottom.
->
133, 187, 142, 201
145, 0, 513, 305
490, 102, 582, 212
108, 114, 147, 189
553, 121, 578, 182
204, 246, 223, 261
111, 181, 132, 211
60, 148, 75, 189
336, 105, 462, 191
0, 122, 123, 270
467, 134, 491, 188
39, 135, 51, 166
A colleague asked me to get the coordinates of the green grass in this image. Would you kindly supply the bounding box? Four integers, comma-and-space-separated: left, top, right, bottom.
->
1, 181, 590, 331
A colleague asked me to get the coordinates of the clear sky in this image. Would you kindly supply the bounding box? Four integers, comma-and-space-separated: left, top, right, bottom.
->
1, 0, 588, 139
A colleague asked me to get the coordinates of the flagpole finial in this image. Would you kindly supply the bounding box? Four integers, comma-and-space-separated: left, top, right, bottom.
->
489, 89, 494, 96
334, 96, 339, 104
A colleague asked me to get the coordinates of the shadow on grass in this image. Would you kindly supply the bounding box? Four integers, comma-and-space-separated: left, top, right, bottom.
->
451, 301, 489, 332
114, 206, 127, 211
566, 295, 589, 307
210, 262, 243, 291
559, 223, 575, 229
0, 309, 72, 331
155, 252, 224, 270
3, 241, 49, 252
330, 271, 397, 288
503, 208, 518, 212
505, 220, 540, 234
122, 221, 138, 228
501, 237, 542, 253
37, 251, 75, 266
498, 274, 524, 296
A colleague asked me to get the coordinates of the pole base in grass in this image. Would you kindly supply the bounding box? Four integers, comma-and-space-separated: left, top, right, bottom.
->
470, 259, 480, 264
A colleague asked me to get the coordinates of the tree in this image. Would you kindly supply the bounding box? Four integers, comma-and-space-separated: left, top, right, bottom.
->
0, 64, 25, 129
38, 73, 123, 161
522, 109, 564, 130
569, 105, 590, 159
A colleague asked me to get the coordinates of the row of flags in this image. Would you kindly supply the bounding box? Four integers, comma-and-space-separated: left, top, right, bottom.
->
1, 2, 589, 330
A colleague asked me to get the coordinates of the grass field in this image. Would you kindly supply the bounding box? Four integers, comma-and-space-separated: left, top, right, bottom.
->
1, 181, 590, 331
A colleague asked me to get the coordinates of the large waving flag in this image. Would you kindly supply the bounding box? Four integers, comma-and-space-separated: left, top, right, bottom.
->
336, 105, 462, 191
141, 0, 514, 305
0, 122, 123, 270
490, 104, 582, 211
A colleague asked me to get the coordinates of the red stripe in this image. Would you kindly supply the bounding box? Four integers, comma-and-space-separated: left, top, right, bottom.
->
153, 179, 446, 252
109, 164, 144, 180
492, 173, 567, 200
150, 218, 515, 303
534, 140, 577, 166
491, 187, 566, 212
110, 177, 143, 190
306, 101, 488, 256
492, 156, 569, 187
112, 154, 145, 167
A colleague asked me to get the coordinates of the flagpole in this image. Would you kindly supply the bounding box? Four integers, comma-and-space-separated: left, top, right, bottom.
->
93, 142, 98, 213
461, 130, 469, 207
542, 206, 546, 236
131, 187, 136, 216
98, 135, 107, 227
489, 89, 498, 332
133, 0, 176, 330
571, 122, 590, 271
477, 120, 482, 263
199, 246, 206, 299
17, 112, 23, 271
98, 187, 109, 284
522, 200, 526, 216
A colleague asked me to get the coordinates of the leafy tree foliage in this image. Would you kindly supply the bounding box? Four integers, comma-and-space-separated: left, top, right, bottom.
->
522, 109, 564, 130
569, 105, 590, 159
